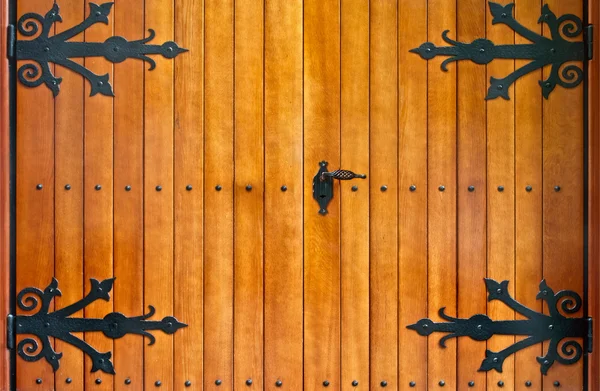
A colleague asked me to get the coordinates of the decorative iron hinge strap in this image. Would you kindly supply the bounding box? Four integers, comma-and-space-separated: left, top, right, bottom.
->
6, 24, 15, 60
585, 25, 594, 60
587, 317, 594, 354
6, 314, 15, 350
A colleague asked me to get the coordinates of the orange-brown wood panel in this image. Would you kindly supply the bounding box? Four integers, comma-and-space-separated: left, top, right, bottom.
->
83, 0, 114, 388
304, 0, 341, 389
514, 1, 543, 390
370, 1, 398, 389
340, 1, 369, 390
264, 0, 303, 390
16, 1, 55, 389
486, 1, 516, 390
54, 1, 84, 390
204, 0, 234, 389
398, 0, 428, 388
144, 0, 175, 388
113, 0, 144, 388
174, 0, 204, 389
456, 0, 487, 389
542, 0, 585, 388
234, 0, 264, 389
427, 0, 457, 388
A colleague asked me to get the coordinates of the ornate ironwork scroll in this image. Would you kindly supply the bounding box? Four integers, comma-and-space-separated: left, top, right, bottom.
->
407, 279, 591, 375
410, 2, 587, 100
8, 278, 186, 374
15, 2, 187, 97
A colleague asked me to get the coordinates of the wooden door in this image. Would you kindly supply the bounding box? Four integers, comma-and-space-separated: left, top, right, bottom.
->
8, 0, 591, 390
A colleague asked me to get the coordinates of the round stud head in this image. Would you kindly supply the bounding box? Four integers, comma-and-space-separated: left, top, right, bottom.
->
498, 380, 504, 387
381, 185, 388, 192
410, 185, 417, 192
526, 185, 533, 192
281, 185, 288, 192
125, 378, 132, 385
95, 184, 102, 191
439, 185, 445, 192
66, 378, 72, 384
246, 185, 253, 191
246, 379, 253, 386
525, 381, 532, 387
439, 380, 445, 387
323, 380, 330, 387
351, 185, 358, 192
65, 184, 71, 190
125, 185, 132, 191
409, 381, 416, 387
554, 185, 561, 192
468, 186, 475, 192
36, 379, 42, 384
352, 380, 359, 387
468, 381, 475, 387
276, 380, 283, 387
155, 380, 162, 387
498, 185, 505, 192
96, 378, 102, 385
156, 185, 162, 192
216, 185, 222, 191
554, 381, 560, 387
380, 380, 388, 387
185, 380, 192, 387
215, 379, 222, 386
36, 184, 43, 190
186, 185, 193, 191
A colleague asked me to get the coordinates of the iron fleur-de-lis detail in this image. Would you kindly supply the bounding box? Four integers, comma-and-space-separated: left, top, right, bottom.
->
16, 2, 187, 97
11, 278, 186, 374
408, 279, 592, 375
411, 2, 586, 100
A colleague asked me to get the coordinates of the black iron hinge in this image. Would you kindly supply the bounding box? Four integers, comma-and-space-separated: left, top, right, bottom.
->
6, 24, 15, 60
587, 316, 594, 354
6, 314, 15, 350
585, 24, 594, 60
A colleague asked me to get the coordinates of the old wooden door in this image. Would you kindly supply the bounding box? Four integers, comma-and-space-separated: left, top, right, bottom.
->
8, 0, 592, 390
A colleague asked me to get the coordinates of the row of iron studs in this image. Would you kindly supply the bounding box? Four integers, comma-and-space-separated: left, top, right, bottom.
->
34, 184, 563, 192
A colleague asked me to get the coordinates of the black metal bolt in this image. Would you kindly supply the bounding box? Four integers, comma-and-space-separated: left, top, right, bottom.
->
544, 360, 550, 365
498, 380, 504, 387
493, 357, 498, 363
351, 185, 358, 192
65, 184, 71, 190
554, 185, 561, 192
281, 185, 288, 192
36, 184, 43, 190
468, 381, 475, 387
44, 46, 50, 52
155, 380, 162, 387
409, 381, 416, 387
95, 184, 102, 191
498, 185, 504, 192
66, 378, 72, 384
554, 381, 560, 387
276, 380, 283, 387
97, 81, 104, 87
323, 380, 330, 387
542, 290, 548, 296
216, 185, 222, 191
526, 185, 532, 192
246, 184, 253, 191
439, 185, 445, 192
410, 185, 417, 192
479, 48, 485, 53
352, 380, 359, 387
215, 379, 222, 386
125, 185, 131, 191
95, 11, 102, 16
550, 48, 556, 54
468, 186, 475, 192
185, 380, 192, 387
381, 185, 388, 192
186, 185, 193, 191
36, 379, 42, 384
125, 378, 131, 385
156, 185, 162, 192
501, 12, 507, 17
96, 378, 102, 385
548, 324, 554, 330
497, 288, 502, 294
525, 381, 532, 387
246, 379, 253, 386
380, 380, 388, 387
497, 84, 504, 90
439, 380, 445, 387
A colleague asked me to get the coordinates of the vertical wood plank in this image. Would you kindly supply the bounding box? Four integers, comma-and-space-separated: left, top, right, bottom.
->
456, 0, 487, 390
83, 0, 114, 389
54, 1, 84, 389
340, 1, 369, 390
398, 0, 428, 387
486, 2, 516, 389
16, 1, 55, 389
113, 0, 144, 388
427, 0, 457, 388
370, 1, 398, 389
174, 0, 204, 389
542, 0, 584, 388
514, 0, 543, 390
144, 0, 174, 388
264, 0, 303, 390
234, 0, 264, 389
204, 0, 234, 389
304, 0, 341, 389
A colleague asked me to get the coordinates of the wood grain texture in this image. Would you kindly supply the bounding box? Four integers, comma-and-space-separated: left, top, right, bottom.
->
542, 0, 585, 388
83, 0, 114, 388
303, 0, 341, 389
204, 0, 234, 389
144, 0, 175, 388
456, 0, 487, 389
16, 1, 56, 389
54, 1, 84, 389
234, 0, 264, 389
514, 1, 543, 389
370, 1, 398, 389
486, 1, 516, 389
427, 0, 457, 388
398, 0, 428, 388
113, 0, 144, 388
340, 1, 369, 390
174, 0, 204, 389
264, 0, 303, 390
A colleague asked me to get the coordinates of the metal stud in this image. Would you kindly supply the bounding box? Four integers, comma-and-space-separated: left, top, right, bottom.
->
186, 185, 193, 191
215, 379, 222, 386
352, 185, 358, 192
498, 185, 504, 192
323, 380, 330, 387
246, 379, 253, 386
125, 378, 132, 385
65, 184, 71, 190
216, 185, 222, 191
409, 381, 416, 388
410, 185, 417, 192
554, 185, 561, 192
36, 184, 43, 190
125, 185, 131, 191
526, 185, 533, 192
276, 380, 283, 387
66, 378, 72, 384
380, 380, 388, 387
468, 186, 475, 192
156, 185, 162, 192
352, 380, 359, 387
498, 380, 504, 387
155, 380, 162, 387
468, 381, 475, 387
554, 381, 560, 387
96, 378, 102, 385
439, 185, 445, 192
95, 184, 102, 191
36, 378, 42, 384
439, 380, 445, 387
525, 381, 532, 387
185, 380, 192, 387
281, 185, 288, 192
246, 185, 253, 191
381, 185, 388, 192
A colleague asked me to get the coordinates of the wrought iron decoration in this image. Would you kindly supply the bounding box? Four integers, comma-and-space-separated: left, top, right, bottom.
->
408, 279, 591, 375
7, 278, 186, 374
411, 2, 589, 100
313, 161, 367, 215
15, 3, 187, 97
